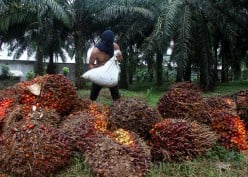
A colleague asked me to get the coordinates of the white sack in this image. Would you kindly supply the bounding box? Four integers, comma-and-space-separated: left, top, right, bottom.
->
82, 57, 120, 87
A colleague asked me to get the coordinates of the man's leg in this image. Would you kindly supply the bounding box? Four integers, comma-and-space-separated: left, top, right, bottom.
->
109, 85, 120, 101
90, 83, 102, 101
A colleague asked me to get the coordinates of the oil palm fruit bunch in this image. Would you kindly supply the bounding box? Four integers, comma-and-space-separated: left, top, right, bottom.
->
70, 98, 92, 113
84, 129, 151, 177
0, 84, 23, 103
149, 119, 217, 162
236, 91, 248, 126
203, 96, 237, 116
157, 82, 212, 124
108, 97, 162, 140
0, 97, 13, 133
0, 124, 71, 177
210, 111, 247, 151
17, 74, 77, 116
60, 111, 99, 152
1, 105, 62, 136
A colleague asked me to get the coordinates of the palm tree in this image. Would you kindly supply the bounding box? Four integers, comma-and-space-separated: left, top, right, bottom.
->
65, 0, 113, 89
9, 17, 70, 75
65, 0, 154, 89
0, 0, 70, 75
142, 0, 174, 86
143, 0, 247, 91
216, 1, 248, 82
100, 0, 155, 88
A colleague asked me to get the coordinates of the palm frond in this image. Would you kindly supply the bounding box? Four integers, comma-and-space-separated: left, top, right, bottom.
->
13, 43, 27, 59
24, 0, 70, 26
0, 0, 6, 11
194, 0, 238, 47
205, 0, 248, 29
0, 14, 9, 31
122, 20, 148, 41
171, 4, 191, 81
102, 5, 154, 21
26, 46, 35, 59
143, 0, 182, 52
2, 14, 31, 31
0, 2, 34, 31
56, 48, 66, 63
64, 38, 75, 59
46, 0, 70, 26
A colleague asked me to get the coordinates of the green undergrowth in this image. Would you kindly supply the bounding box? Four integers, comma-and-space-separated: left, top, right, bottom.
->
147, 158, 248, 177
77, 81, 173, 106
78, 80, 248, 106
204, 80, 248, 97
55, 146, 248, 177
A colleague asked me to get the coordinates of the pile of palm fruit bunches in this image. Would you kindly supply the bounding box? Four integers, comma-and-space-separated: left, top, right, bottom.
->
0, 75, 247, 177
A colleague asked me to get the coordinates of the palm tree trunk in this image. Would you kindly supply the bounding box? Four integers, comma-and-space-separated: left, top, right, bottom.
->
146, 52, 154, 82
176, 66, 184, 82
213, 41, 219, 82
221, 56, 229, 82
220, 41, 229, 83
183, 57, 192, 81
119, 49, 129, 89
46, 50, 56, 74
34, 47, 44, 75
233, 60, 241, 80
74, 33, 85, 89
128, 50, 135, 85
156, 49, 163, 86
199, 15, 216, 91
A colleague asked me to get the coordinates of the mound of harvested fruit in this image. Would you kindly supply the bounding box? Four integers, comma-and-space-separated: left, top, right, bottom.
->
17, 74, 77, 116
157, 82, 212, 124
210, 111, 247, 151
108, 97, 162, 139
0, 125, 71, 177
150, 119, 217, 162
84, 130, 151, 177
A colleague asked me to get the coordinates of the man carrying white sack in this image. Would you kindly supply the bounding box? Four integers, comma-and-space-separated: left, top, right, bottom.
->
87, 29, 123, 101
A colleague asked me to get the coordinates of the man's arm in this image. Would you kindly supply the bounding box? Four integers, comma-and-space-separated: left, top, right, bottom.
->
89, 47, 97, 69
114, 43, 123, 61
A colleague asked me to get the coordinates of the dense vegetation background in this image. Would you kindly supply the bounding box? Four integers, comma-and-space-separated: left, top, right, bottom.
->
0, 0, 247, 91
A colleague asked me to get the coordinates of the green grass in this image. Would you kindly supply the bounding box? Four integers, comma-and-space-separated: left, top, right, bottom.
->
147, 146, 248, 177
147, 158, 248, 177
78, 80, 248, 106
55, 150, 248, 177
55, 155, 93, 177
204, 80, 248, 97
54, 147, 248, 177
77, 88, 161, 106
77, 81, 173, 106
